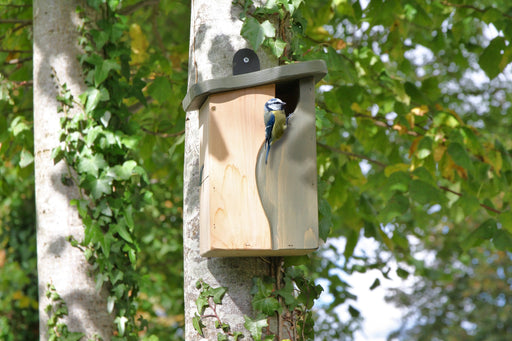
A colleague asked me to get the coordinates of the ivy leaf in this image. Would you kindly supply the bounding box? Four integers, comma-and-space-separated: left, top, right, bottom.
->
115, 316, 129, 336
113, 222, 134, 243
78, 154, 107, 177
19, 149, 34, 168
192, 313, 205, 337
275, 277, 297, 307
252, 295, 281, 315
195, 295, 209, 315
81, 87, 109, 114
264, 38, 287, 58
209, 286, 227, 305
95, 59, 121, 86
241, 17, 275, 50
244, 315, 268, 341
82, 175, 112, 199
108, 160, 137, 180
61, 332, 85, 341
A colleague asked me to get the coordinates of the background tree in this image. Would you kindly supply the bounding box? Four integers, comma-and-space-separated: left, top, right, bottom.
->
33, 0, 113, 339
2, 0, 512, 340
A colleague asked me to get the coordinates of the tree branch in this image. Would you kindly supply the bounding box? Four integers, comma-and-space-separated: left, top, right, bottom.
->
317, 142, 387, 168
0, 19, 32, 24
141, 127, 184, 138
120, 0, 160, 15
440, 1, 512, 19
438, 185, 503, 214
3, 57, 32, 65
0, 49, 32, 54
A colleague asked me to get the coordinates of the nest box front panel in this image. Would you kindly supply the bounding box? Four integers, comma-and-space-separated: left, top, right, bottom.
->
200, 84, 275, 255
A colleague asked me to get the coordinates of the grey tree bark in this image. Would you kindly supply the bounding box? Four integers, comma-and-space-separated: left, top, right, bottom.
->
183, 0, 278, 340
33, 0, 112, 339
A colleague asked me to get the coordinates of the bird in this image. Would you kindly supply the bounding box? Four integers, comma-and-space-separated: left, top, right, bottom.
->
264, 98, 288, 164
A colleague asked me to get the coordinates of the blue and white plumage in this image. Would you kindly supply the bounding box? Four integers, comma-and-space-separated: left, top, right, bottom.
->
264, 98, 288, 164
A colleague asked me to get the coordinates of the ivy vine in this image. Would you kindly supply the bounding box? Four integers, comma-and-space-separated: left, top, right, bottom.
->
45, 283, 86, 341
235, 0, 306, 62
193, 264, 323, 341
52, 1, 151, 339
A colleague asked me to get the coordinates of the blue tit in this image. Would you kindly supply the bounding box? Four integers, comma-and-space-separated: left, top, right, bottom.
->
264, 98, 287, 164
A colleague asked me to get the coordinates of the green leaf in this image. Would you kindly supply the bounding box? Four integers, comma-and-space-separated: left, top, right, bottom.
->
378, 194, 409, 223
264, 38, 287, 58
148, 77, 172, 104
95, 59, 121, 86
493, 229, 512, 251
409, 179, 443, 205
397, 268, 409, 279
479, 37, 506, 79
369, 278, 380, 290
82, 175, 112, 199
81, 87, 109, 114
78, 154, 107, 177
244, 315, 268, 341
209, 286, 227, 305
241, 17, 275, 50
192, 314, 205, 337
9, 116, 30, 136
19, 149, 34, 168
61, 332, 85, 341
461, 219, 497, 250
195, 295, 209, 315
113, 222, 133, 243
348, 305, 360, 318
447, 142, 474, 175
252, 295, 281, 315
108, 160, 137, 180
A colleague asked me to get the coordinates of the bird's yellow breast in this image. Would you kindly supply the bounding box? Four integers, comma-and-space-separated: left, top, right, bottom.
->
271, 110, 287, 143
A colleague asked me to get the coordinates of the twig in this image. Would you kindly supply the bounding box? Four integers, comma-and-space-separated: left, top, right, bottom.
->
3, 57, 32, 65
317, 142, 387, 168
440, 1, 512, 19
120, 0, 160, 15
438, 185, 502, 214
0, 49, 32, 53
141, 127, 184, 138
0, 19, 32, 24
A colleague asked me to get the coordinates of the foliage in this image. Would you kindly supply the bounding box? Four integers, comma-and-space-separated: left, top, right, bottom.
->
0, 1, 38, 340
45, 284, 86, 341
193, 269, 323, 341
239, 0, 512, 338
387, 241, 512, 340
4, 0, 512, 340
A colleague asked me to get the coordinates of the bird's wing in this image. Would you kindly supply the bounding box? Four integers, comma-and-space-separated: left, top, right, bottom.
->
265, 113, 275, 142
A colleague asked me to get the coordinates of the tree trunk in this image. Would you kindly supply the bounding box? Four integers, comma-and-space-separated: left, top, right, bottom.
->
33, 1, 112, 339
183, 0, 278, 339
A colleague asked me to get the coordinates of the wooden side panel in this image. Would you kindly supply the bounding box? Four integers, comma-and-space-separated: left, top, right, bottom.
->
200, 84, 275, 255
255, 77, 319, 252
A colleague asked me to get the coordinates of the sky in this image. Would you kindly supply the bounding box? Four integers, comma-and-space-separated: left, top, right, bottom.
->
317, 237, 409, 341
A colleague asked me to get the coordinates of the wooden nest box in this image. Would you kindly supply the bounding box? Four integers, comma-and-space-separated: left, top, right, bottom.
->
183, 49, 327, 257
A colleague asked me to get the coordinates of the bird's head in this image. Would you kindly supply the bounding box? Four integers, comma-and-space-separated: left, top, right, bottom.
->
264, 98, 286, 112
